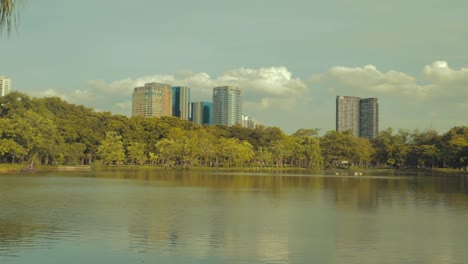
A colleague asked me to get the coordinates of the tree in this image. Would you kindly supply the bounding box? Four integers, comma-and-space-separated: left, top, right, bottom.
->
269, 138, 291, 167
320, 130, 355, 168
289, 130, 323, 168
352, 137, 374, 168
5, 110, 62, 164
97, 132, 125, 165
372, 128, 410, 168
441, 126, 468, 170
0, 0, 16, 34
127, 142, 147, 165
254, 147, 273, 166
0, 138, 27, 163
217, 138, 254, 167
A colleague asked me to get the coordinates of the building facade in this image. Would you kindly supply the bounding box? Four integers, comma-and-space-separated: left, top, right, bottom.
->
336, 96, 379, 139
191, 102, 213, 125
359, 98, 379, 139
0, 76, 11, 97
242, 115, 258, 129
336, 96, 361, 137
171, 86, 190, 120
212, 86, 242, 126
132, 82, 172, 117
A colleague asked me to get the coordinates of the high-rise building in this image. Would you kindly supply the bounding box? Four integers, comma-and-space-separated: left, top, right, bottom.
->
191, 102, 213, 125
212, 86, 242, 126
336, 96, 379, 139
0, 76, 11, 97
336, 96, 361, 136
359, 98, 379, 139
242, 115, 258, 129
171, 86, 190, 120
132, 82, 172, 117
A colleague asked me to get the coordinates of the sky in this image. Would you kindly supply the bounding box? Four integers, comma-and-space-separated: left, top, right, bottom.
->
1, 0, 467, 134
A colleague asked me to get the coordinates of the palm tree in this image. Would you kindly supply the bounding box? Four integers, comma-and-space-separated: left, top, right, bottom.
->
0, 0, 16, 34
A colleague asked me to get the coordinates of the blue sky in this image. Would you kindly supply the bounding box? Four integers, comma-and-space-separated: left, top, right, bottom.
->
1, 0, 467, 134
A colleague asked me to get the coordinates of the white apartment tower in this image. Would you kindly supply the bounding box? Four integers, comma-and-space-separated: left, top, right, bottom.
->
0, 76, 11, 97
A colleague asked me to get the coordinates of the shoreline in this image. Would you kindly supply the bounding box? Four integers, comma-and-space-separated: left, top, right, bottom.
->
1, 163, 466, 176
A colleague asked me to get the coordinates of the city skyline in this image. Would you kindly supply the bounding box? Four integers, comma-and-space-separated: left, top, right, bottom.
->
2, 1, 467, 134
132, 82, 246, 127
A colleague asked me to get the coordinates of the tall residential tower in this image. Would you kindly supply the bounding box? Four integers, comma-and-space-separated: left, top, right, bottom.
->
132, 82, 172, 117
359, 98, 379, 139
0, 76, 11, 97
336, 96, 379, 139
212, 86, 242, 126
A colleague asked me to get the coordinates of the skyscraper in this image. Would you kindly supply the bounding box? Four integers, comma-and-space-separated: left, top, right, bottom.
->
359, 98, 379, 139
171, 86, 190, 120
336, 96, 379, 139
132, 82, 172, 117
0, 76, 11, 97
336, 96, 361, 136
191, 102, 213, 125
212, 86, 242, 126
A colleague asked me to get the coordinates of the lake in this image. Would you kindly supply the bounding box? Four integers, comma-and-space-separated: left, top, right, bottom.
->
1, 169, 468, 264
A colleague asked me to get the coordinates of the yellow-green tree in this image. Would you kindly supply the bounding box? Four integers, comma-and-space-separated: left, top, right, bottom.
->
127, 142, 147, 165
97, 132, 125, 165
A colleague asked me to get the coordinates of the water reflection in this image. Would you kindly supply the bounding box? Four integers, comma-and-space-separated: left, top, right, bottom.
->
1, 171, 468, 263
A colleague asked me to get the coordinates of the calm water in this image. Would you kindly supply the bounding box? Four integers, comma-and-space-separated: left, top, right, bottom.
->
1, 169, 468, 264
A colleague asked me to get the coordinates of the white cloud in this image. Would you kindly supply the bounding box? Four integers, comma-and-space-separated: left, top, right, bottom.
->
423, 61, 468, 95
29, 61, 466, 134
314, 64, 431, 98
39, 89, 70, 101
69, 66, 308, 115
115, 101, 132, 111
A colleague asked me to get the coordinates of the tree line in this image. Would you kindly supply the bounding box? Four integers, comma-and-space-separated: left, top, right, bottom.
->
0, 92, 466, 170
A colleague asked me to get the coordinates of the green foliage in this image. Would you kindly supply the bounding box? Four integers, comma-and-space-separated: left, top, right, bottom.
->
127, 142, 147, 165
97, 132, 125, 165
320, 130, 355, 168
0, 0, 17, 34
0, 91, 466, 170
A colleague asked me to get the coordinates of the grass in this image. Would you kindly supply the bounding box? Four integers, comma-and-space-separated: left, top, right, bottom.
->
0, 163, 25, 173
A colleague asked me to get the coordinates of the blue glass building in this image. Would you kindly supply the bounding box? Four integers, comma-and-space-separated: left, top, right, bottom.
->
191, 102, 213, 125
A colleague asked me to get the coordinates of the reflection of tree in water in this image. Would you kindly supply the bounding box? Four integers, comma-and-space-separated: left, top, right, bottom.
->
94, 169, 468, 211
0, 221, 52, 256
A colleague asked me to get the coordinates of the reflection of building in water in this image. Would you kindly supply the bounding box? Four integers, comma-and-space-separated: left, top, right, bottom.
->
327, 178, 379, 211
332, 215, 378, 263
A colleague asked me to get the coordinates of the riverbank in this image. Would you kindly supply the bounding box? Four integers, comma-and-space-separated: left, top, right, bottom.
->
1, 163, 466, 176
0, 164, 92, 173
